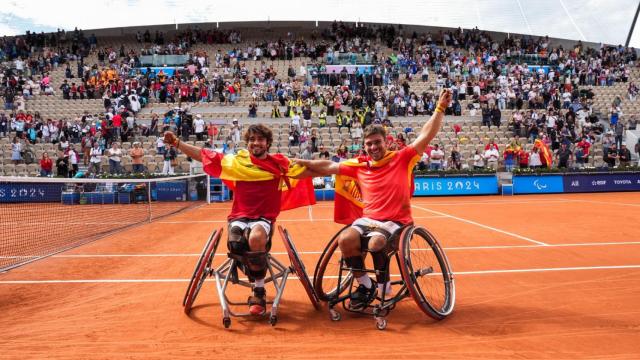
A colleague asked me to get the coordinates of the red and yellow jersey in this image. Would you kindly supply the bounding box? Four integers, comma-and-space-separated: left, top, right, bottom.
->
336, 146, 420, 225
229, 178, 281, 221
201, 149, 315, 222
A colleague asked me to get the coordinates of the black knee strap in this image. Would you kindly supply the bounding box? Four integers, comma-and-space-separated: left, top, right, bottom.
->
245, 251, 268, 280
227, 226, 248, 255
371, 250, 390, 283
344, 256, 365, 272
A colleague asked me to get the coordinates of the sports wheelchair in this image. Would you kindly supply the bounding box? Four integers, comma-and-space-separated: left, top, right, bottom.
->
313, 224, 455, 330
182, 226, 319, 328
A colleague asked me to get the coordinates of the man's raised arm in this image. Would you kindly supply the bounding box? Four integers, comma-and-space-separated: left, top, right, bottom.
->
164, 131, 203, 162
411, 89, 453, 155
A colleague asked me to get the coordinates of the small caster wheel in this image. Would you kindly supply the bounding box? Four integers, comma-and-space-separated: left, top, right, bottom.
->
223, 317, 231, 328
329, 309, 341, 321
269, 316, 278, 326
375, 318, 387, 330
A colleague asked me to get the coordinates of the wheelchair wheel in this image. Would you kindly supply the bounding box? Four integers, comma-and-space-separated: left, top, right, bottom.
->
399, 226, 455, 320
183, 228, 223, 314
278, 226, 320, 310
313, 226, 353, 302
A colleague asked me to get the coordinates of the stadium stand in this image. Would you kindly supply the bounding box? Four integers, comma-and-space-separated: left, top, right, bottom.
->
1, 22, 639, 176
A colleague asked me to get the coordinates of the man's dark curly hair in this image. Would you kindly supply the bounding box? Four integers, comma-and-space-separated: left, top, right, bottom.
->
243, 123, 273, 149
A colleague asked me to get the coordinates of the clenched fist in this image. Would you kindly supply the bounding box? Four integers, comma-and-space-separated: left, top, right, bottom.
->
437, 88, 453, 109
164, 131, 178, 146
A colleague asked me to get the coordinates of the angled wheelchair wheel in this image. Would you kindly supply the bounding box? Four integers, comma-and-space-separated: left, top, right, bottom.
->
278, 226, 320, 310
313, 226, 353, 302
399, 226, 455, 320
183, 228, 223, 314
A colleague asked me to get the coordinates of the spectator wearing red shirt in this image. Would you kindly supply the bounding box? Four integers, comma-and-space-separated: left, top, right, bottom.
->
385, 133, 395, 148
101, 118, 110, 139
112, 112, 123, 139
395, 133, 407, 150
575, 136, 591, 166
39, 153, 53, 176
228, 83, 236, 104
166, 83, 175, 102
200, 86, 208, 102
453, 123, 462, 135
485, 139, 499, 151
518, 148, 529, 168
207, 122, 219, 144
180, 83, 189, 101
70, 83, 78, 99
152, 81, 161, 98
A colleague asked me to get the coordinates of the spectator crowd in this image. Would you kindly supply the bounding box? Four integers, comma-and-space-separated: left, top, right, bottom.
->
2, 22, 639, 178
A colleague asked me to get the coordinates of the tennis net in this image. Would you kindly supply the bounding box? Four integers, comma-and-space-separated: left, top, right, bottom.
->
0, 174, 208, 272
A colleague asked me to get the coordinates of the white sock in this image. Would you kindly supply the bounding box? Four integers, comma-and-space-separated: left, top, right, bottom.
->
356, 275, 372, 289
254, 279, 265, 288
377, 281, 392, 294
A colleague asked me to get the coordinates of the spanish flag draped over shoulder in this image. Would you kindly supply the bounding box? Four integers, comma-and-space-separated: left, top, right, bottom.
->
533, 139, 553, 168
333, 151, 413, 225
201, 149, 315, 211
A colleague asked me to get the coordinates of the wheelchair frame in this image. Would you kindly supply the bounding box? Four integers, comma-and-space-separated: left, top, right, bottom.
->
328, 249, 411, 330
182, 226, 319, 329
214, 252, 290, 327
314, 224, 455, 330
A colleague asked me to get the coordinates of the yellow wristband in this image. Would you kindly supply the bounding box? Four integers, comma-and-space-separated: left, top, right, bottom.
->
435, 106, 445, 114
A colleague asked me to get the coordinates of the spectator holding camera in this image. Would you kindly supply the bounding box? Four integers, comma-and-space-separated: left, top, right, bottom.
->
618, 143, 632, 167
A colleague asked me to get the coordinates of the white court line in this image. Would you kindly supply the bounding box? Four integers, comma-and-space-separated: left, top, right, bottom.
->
0, 279, 189, 284
4, 216, 448, 226
2, 265, 640, 284
12, 222, 141, 226
158, 215, 447, 224
3, 240, 640, 260
453, 265, 640, 275
556, 198, 640, 208
411, 204, 549, 246
202, 197, 615, 209
207, 199, 573, 208
287, 199, 572, 207
443, 241, 640, 250
410, 199, 572, 206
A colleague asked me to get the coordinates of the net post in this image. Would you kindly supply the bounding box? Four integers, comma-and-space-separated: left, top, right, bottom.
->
147, 180, 152, 222
206, 175, 211, 204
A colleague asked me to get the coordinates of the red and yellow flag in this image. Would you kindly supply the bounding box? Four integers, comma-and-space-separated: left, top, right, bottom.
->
334, 173, 365, 225
333, 151, 402, 225
533, 139, 553, 168
201, 149, 316, 211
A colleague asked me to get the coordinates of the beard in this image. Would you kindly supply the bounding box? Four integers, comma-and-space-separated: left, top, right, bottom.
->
250, 146, 267, 158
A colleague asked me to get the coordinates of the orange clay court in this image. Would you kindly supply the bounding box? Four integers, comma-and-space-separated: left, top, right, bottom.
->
1, 192, 640, 359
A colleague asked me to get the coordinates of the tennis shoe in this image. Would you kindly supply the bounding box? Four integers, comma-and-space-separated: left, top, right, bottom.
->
348, 284, 377, 311
248, 287, 266, 315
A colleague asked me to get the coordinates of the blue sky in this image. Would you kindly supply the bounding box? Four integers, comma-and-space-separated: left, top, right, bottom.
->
1, 0, 639, 47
